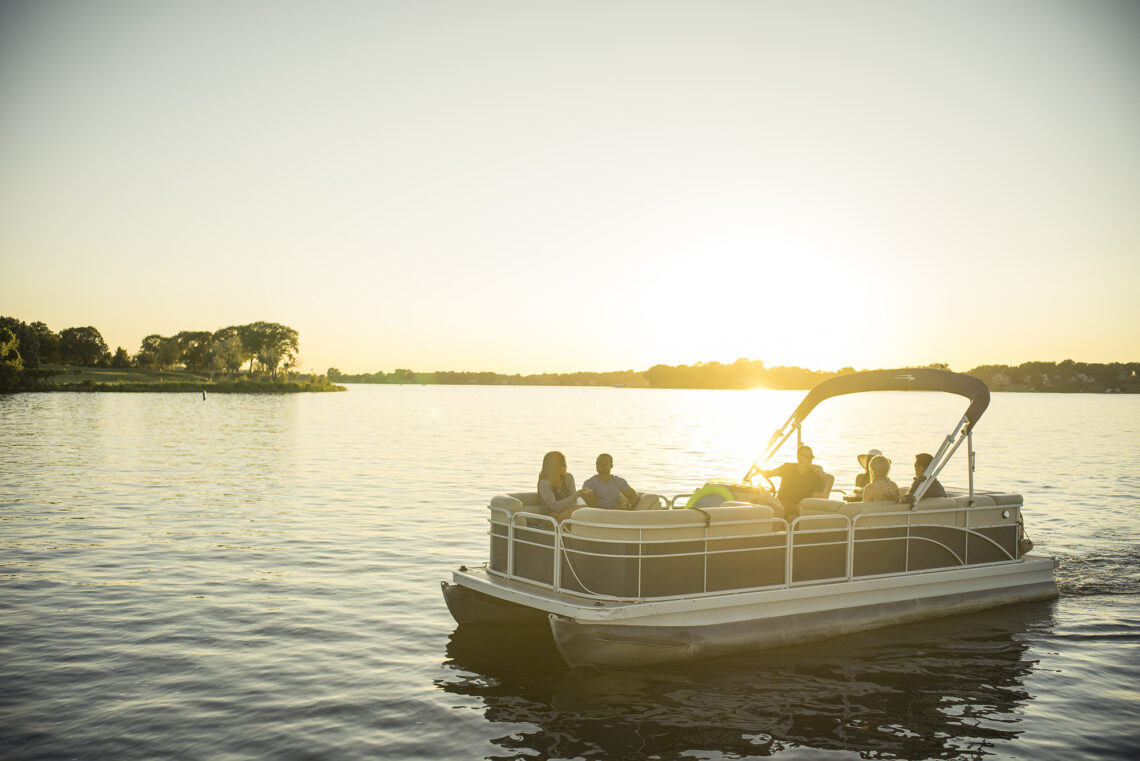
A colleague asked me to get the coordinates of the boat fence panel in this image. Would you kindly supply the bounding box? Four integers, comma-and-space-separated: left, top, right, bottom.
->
849, 504, 1019, 578
485, 500, 1023, 602
558, 524, 790, 598
487, 507, 559, 588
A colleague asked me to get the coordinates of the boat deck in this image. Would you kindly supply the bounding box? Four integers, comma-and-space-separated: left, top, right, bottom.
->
452, 553, 1057, 626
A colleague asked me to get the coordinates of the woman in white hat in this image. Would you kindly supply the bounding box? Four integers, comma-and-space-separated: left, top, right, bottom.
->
855, 448, 883, 491
861, 455, 901, 503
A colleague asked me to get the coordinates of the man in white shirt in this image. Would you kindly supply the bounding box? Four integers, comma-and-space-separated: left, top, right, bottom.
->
582, 453, 639, 509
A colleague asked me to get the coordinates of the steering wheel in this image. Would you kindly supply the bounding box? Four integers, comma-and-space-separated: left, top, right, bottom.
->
746, 464, 778, 494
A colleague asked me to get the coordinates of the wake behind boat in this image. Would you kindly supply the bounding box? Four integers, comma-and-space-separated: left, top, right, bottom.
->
442, 369, 1058, 668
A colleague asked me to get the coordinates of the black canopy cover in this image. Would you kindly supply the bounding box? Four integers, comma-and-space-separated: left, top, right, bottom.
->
788, 368, 991, 430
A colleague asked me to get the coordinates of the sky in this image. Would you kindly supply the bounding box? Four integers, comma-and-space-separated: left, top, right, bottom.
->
1, 0, 1138, 375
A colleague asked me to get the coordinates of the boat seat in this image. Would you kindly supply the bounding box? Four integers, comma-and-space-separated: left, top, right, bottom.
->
912, 497, 959, 510
798, 498, 846, 515
565, 504, 776, 541
619, 492, 669, 510
798, 492, 1017, 531
801, 494, 1003, 514
814, 471, 835, 499
489, 493, 548, 518
489, 494, 527, 515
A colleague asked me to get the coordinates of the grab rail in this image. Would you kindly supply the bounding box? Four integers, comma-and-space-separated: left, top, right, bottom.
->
486, 502, 1020, 602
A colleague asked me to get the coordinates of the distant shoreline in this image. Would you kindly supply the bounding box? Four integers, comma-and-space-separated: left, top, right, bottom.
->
334, 381, 1136, 394
328, 360, 1140, 394
7, 365, 345, 394
35, 381, 343, 394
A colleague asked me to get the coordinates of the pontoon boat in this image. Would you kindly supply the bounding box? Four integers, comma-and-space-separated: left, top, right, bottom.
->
442, 369, 1058, 667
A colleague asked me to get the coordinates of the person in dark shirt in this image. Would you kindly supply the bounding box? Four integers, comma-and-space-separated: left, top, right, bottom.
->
907, 452, 947, 500
760, 445, 824, 516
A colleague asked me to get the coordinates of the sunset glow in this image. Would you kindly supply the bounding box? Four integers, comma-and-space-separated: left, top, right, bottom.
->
1, 1, 1137, 374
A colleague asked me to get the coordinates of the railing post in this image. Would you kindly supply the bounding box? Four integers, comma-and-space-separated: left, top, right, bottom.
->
846, 518, 855, 580
637, 527, 644, 600
967, 429, 976, 505
506, 513, 515, 580
785, 519, 794, 588
964, 503, 970, 565
904, 514, 911, 572
553, 524, 562, 592
702, 530, 708, 594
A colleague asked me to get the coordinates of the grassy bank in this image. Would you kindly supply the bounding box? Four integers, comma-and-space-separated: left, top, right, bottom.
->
16, 365, 345, 393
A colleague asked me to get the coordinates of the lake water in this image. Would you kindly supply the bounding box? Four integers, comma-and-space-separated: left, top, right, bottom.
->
1, 385, 1138, 760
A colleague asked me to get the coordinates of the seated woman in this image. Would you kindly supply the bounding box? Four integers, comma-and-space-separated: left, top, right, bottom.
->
537, 451, 591, 521
861, 454, 901, 503
853, 448, 883, 493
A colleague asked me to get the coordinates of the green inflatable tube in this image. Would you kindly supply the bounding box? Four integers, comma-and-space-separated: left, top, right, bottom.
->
684, 484, 736, 509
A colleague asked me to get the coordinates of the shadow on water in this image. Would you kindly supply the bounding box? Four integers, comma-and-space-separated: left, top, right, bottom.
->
437, 601, 1059, 761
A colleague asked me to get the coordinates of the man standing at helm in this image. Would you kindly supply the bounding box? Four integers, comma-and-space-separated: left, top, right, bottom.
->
583, 453, 639, 509
760, 445, 824, 515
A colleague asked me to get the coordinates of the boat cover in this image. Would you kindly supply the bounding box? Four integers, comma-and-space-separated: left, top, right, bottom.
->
788, 369, 990, 429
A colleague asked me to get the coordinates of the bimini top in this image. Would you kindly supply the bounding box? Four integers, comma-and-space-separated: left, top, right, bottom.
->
789, 368, 991, 430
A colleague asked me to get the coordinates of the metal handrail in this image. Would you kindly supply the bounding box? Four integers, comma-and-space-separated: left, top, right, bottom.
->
850, 506, 1017, 562
486, 500, 1020, 601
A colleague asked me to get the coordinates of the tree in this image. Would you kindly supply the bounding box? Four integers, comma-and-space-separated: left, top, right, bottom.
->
1, 327, 23, 369
137, 334, 159, 369
136, 334, 181, 370
0, 316, 40, 368
136, 334, 164, 369
0, 327, 23, 391
175, 331, 214, 372
111, 347, 132, 368
213, 326, 252, 373
30, 322, 60, 364
59, 326, 109, 366
158, 337, 181, 369
236, 324, 265, 373
213, 335, 245, 374
242, 322, 299, 380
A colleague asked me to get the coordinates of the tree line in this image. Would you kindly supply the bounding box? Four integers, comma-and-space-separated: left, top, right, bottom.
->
326, 360, 892, 389
328, 358, 1140, 392
966, 360, 1139, 393
1, 316, 301, 391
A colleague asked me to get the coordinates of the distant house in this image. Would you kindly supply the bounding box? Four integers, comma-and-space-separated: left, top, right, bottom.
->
992, 372, 1013, 388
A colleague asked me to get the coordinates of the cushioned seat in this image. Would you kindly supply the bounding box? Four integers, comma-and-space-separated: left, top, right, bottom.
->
565, 504, 775, 541
815, 471, 835, 498
628, 493, 668, 510
488, 494, 530, 515
798, 498, 845, 514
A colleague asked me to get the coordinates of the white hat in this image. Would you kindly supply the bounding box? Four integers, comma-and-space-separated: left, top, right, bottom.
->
857, 448, 883, 468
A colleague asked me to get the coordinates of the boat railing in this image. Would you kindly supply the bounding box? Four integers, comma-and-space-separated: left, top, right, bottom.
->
487, 501, 1022, 603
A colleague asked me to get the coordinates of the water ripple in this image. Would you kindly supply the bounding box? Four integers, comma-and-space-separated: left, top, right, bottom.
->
1, 388, 1138, 760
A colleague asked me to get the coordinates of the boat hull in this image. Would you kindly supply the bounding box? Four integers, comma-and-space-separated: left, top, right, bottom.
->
442, 579, 549, 626
446, 556, 1058, 668
550, 576, 1057, 667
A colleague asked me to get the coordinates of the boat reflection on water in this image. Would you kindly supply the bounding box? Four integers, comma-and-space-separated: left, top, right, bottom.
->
437, 601, 1057, 760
